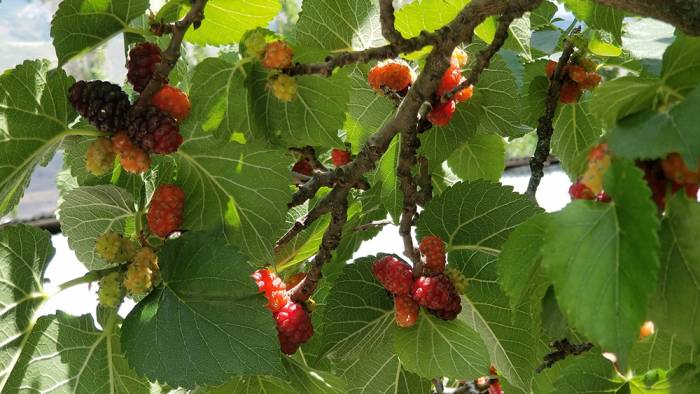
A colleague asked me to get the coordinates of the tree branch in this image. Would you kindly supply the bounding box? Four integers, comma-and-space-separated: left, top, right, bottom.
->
135, 0, 208, 107
380, 0, 404, 44
444, 14, 514, 101
280, 0, 544, 300
416, 155, 433, 207
593, 0, 700, 36
526, 29, 579, 199
397, 120, 422, 271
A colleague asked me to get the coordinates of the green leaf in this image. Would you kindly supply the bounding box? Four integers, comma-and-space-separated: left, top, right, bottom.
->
446, 133, 505, 182
471, 54, 526, 137
0, 225, 53, 391
530, 1, 558, 30
189, 57, 259, 142
122, 232, 284, 388
251, 65, 348, 147
650, 194, 700, 346
58, 185, 136, 270
377, 136, 402, 224
504, 17, 533, 60
395, 0, 469, 39
522, 74, 548, 128
418, 104, 480, 164
542, 159, 661, 363
589, 76, 660, 129
320, 257, 394, 361
661, 36, 700, 95
630, 329, 698, 372
417, 181, 543, 391
562, 0, 623, 43
609, 85, 700, 165
498, 214, 549, 308
394, 310, 489, 380
628, 364, 700, 393
339, 337, 430, 394
207, 375, 295, 394
552, 97, 603, 177
553, 352, 623, 393
159, 0, 281, 46
5, 312, 149, 393
174, 138, 292, 263
273, 202, 329, 271
0, 60, 76, 216
588, 30, 623, 57
296, 0, 383, 54
51, 0, 148, 64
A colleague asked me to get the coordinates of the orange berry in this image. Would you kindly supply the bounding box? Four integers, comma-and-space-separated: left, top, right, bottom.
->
262, 41, 293, 69
111, 132, 150, 174
368, 59, 415, 94
580, 72, 602, 90
427, 100, 456, 126
559, 81, 581, 104
545, 60, 557, 78
568, 65, 586, 83
639, 321, 655, 339
150, 85, 191, 121
394, 295, 419, 328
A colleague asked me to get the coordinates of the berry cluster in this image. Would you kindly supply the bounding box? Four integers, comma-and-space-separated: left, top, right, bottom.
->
545, 56, 601, 104
147, 184, 186, 238
368, 59, 416, 96
71, 42, 190, 176
569, 143, 612, 202
331, 148, 352, 167
372, 243, 463, 328
245, 37, 300, 102
428, 48, 474, 126
639, 154, 699, 210
252, 269, 314, 354
93, 233, 160, 303
569, 144, 699, 210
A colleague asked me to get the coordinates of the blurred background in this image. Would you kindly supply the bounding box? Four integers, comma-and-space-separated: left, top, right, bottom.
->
0, 0, 675, 323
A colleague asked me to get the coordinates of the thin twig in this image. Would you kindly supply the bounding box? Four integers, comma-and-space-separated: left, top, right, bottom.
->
136, 0, 208, 107
536, 338, 594, 373
352, 219, 393, 232
526, 28, 580, 199
444, 14, 514, 101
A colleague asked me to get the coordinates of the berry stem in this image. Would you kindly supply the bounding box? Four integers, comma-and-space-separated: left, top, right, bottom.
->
51, 266, 123, 295
136, 0, 208, 108
66, 129, 110, 138
526, 27, 580, 200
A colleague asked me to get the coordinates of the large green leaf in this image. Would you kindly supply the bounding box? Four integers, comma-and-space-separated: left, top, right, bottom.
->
296, 0, 383, 53
589, 76, 660, 128
418, 103, 480, 164
5, 312, 149, 393
661, 36, 700, 95
320, 257, 395, 361
650, 194, 700, 346
159, 0, 281, 46
58, 185, 136, 270
562, 0, 623, 43
395, 0, 469, 39
393, 310, 489, 380
0, 60, 76, 216
339, 337, 430, 394
542, 159, 661, 364
416, 181, 544, 391
472, 55, 526, 137
609, 85, 700, 166
174, 137, 292, 263
377, 136, 402, 224
551, 97, 602, 177
553, 352, 622, 392
498, 214, 549, 308
189, 57, 259, 142
251, 65, 348, 147
122, 232, 284, 388
51, 0, 148, 64
629, 329, 698, 372
446, 133, 505, 182
0, 225, 53, 391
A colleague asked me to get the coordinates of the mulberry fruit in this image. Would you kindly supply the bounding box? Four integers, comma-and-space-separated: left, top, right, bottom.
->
86, 138, 115, 176
331, 148, 351, 167
127, 42, 163, 92
244, 31, 267, 59
292, 159, 313, 176
111, 132, 151, 174
124, 247, 159, 295
429, 289, 462, 321
394, 295, 420, 328
262, 41, 293, 70
97, 271, 124, 308
95, 231, 136, 262
275, 302, 314, 355
126, 106, 182, 154
268, 74, 297, 102
419, 235, 446, 273
147, 184, 185, 238
372, 255, 413, 295
568, 182, 595, 200
412, 274, 453, 310
368, 59, 415, 94
150, 85, 191, 121
68, 80, 131, 133
427, 100, 456, 126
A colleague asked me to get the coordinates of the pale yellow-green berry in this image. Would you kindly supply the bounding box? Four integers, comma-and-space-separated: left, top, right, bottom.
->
444, 266, 468, 294
98, 272, 124, 308
86, 138, 115, 176
124, 247, 159, 296
95, 231, 136, 263
269, 74, 297, 102
244, 31, 267, 59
